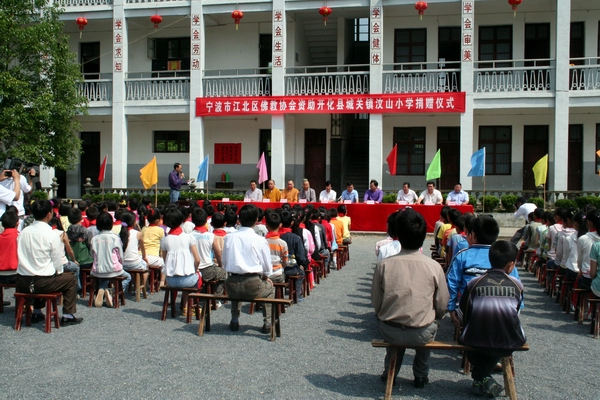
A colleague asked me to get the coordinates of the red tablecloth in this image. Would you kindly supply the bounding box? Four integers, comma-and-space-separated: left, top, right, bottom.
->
209, 201, 473, 233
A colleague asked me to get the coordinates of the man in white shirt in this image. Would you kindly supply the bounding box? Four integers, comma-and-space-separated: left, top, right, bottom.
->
16, 199, 82, 325
511, 197, 537, 245
417, 182, 443, 205
446, 183, 469, 205
396, 182, 418, 204
223, 204, 274, 333
319, 181, 337, 202
0, 169, 21, 219
244, 180, 263, 202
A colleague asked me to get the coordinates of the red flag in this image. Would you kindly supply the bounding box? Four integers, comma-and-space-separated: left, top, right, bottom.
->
386, 145, 397, 175
98, 155, 107, 183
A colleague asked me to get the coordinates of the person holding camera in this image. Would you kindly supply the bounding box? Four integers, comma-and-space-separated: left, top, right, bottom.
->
0, 169, 21, 219
1, 168, 35, 230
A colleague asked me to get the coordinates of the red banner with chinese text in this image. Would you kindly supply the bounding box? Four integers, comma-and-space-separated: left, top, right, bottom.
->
214, 143, 242, 164
195, 93, 465, 117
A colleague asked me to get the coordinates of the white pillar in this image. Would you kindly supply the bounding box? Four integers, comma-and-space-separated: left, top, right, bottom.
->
369, 1, 383, 186
460, 1, 475, 190
111, 0, 127, 188
189, 2, 205, 187
270, 0, 286, 186
552, 0, 571, 191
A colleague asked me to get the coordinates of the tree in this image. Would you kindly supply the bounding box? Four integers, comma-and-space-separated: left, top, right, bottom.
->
0, 0, 87, 170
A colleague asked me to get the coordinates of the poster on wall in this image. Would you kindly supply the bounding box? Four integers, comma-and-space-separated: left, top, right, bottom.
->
214, 143, 242, 164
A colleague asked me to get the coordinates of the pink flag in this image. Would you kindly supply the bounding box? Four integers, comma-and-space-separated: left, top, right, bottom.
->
256, 152, 268, 184
98, 155, 107, 183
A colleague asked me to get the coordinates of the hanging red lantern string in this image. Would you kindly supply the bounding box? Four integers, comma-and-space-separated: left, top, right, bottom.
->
415, 1, 428, 20
508, 0, 522, 17
319, 6, 332, 26
231, 10, 244, 30
150, 14, 163, 29
76, 17, 88, 38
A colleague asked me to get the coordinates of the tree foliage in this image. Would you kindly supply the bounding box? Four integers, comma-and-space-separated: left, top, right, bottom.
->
0, 0, 87, 169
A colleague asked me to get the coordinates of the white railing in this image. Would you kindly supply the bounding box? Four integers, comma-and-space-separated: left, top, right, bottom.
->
474, 59, 554, 92
79, 78, 112, 102
383, 62, 459, 93
570, 57, 600, 91
285, 65, 369, 95
55, 0, 112, 5
126, 0, 183, 2
125, 72, 190, 101
203, 68, 271, 97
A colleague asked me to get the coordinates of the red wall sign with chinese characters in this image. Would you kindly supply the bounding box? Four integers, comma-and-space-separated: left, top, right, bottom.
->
196, 93, 465, 117
214, 143, 242, 164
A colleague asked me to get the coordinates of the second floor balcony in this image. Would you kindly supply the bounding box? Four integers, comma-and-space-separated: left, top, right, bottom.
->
383, 61, 460, 94
570, 57, 600, 91
474, 59, 555, 93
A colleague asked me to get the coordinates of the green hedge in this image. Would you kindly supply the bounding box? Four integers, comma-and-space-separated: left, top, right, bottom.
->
529, 197, 544, 209
383, 193, 396, 204
501, 194, 518, 211
575, 196, 600, 209
554, 199, 578, 209
481, 195, 500, 212
30, 190, 49, 201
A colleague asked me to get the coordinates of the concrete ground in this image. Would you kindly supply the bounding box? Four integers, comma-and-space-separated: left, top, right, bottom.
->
1, 232, 598, 399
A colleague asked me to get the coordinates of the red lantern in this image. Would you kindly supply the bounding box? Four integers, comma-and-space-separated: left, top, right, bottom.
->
231, 10, 244, 30
150, 14, 162, 29
76, 17, 88, 38
415, 1, 428, 20
508, 0, 522, 17
319, 6, 332, 26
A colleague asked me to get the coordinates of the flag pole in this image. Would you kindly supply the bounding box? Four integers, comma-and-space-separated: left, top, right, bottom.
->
482, 176, 486, 213
101, 179, 105, 201
154, 183, 158, 208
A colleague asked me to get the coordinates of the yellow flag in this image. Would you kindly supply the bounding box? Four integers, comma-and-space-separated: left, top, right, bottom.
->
532, 154, 548, 187
596, 150, 600, 157
139, 156, 158, 189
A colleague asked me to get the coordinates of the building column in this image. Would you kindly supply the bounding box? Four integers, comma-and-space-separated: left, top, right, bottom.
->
552, 0, 571, 192
189, 2, 205, 187
111, 0, 127, 188
368, 1, 383, 186
460, 1, 475, 190
270, 0, 286, 186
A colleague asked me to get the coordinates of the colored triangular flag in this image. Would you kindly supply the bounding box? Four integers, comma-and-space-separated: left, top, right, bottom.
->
139, 156, 158, 189
386, 144, 397, 176
426, 149, 441, 181
596, 150, 600, 157
197, 155, 209, 182
256, 152, 268, 184
532, 154, 548, 187
467, 148, 486, 177
98, 154, 107, 183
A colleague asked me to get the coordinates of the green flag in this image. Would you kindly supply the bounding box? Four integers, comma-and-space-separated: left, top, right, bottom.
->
426, 149, 441, 180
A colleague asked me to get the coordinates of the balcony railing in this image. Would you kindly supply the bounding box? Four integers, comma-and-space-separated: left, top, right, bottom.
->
79, 73, 112, 102
55, 0, 112, 5
126, 72, 190, 101
203, 68, 271, 97
383, 62, 460, 93
570, 57, 600, 91
474, 59, 554, 93
285, 65, 369, 95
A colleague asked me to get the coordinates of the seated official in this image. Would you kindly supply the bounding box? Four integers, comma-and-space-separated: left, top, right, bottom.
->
244, 180, 263, 202
364, 180, 383, 203
319, 181, 337, 202
16, 200, 82, 325
417, 181, 443, 205
340, 182, 359, 203
264, 180, 281, 202
299, 179, 317, 202
446, 183, 469, 205
396, 182, 417, 204
282, 180, 299, 202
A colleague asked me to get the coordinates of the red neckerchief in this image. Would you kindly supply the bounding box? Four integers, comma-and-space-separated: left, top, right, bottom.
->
330, 217, 337, 221
169, 227, 183, 236
213, 229, 226, 237
299, 223, 306, 229
534, 218, 542, 222
266, 231, 280, 239
113, 220, 121, 226
280, 227, 292, 234
88, 221, 96, 226
590, 229, 597, 233
194, 226, 208, 234
127, 227, 134, 231
337, 213, 345, 218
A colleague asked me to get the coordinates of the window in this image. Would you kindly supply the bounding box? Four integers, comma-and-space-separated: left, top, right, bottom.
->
354, 18, 369, 42
393, 127, 425, 175
394, 28, 426, 68
80, 42, 100, 79
479, 25, 512, 67
570, 22, 585, 64
154, 131, 189, 153
148, 37, 191, 76
479, 126, 511, 175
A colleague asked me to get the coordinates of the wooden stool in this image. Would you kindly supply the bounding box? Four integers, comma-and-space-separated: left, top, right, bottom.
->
88, 275, 126, 308
127, 269, 148, 302
249, 281, 288, 315
560, 280, 574, 310
79, 267, 92, 298
571, 288, 590, 323
148, 265, 162, 294
203, 279, 221, 310
589, 298, 600, 338
0, 282, 16, 313
285, 275, 300, 303
14, 292, 62, 333
160, 286, 199, 323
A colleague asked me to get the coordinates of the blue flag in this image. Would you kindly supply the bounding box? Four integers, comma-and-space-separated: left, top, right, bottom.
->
467, 148, 485, 177
197, 155, 209, 182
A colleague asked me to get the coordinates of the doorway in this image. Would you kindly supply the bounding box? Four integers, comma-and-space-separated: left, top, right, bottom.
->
522, 126, 549, 190
437, 127, 460, 191
304, 129, 326, 191
81, 132, 101, 194
568, 125, 583, 191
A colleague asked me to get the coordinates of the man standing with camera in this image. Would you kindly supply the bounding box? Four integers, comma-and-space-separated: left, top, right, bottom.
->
0, 168, 21, 219
1, 166, 35, 230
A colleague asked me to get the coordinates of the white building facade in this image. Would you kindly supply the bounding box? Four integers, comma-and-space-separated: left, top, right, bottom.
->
53, 0, 600, 198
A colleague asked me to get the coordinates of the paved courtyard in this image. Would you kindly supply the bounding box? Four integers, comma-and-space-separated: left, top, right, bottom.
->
1, 233, 598, 399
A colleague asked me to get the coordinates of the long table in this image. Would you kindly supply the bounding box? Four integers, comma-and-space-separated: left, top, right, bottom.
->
210, 201, 474, 233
